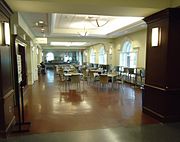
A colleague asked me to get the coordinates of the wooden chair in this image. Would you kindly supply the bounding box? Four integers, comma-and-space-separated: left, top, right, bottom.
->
58, 74, 69, 101
70, 75, 81, 90
99, 74, 109, 88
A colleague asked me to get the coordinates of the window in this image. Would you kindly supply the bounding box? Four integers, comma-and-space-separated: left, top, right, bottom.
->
64, 52, 72, 63
64, 54, 69, 62
46, 52, 54, 62
77, 51, 82, 65
119, 41, 137, 68
99, 47, 107, 64
83, 51, 88, 63
90, 48, 96, 63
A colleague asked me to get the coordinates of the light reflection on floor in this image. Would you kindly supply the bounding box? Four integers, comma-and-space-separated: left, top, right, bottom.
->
23, 69, 159, 134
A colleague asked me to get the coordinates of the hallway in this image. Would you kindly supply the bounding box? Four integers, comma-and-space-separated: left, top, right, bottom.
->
21, 69, 158, 134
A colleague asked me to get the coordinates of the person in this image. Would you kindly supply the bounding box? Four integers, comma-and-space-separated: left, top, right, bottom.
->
40, 62, 46, 74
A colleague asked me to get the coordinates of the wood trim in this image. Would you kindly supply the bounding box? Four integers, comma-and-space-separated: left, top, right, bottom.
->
143, 106, 165, 118
3, 89, 14, 99
145, 84, 166, 91
0, 0, 13, 19
143, 8, 169, 24
3, 90, 15, 132
166, 88, 180, 91
16, 36, 28, 45
5, 116, 15, 132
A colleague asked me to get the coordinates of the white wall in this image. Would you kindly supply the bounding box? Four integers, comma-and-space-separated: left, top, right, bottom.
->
27, 42, 41, 85
27, 43, 39, 85
11, 13, 42, 85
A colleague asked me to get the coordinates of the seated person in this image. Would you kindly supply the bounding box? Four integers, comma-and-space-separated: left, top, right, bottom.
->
40, 62, 46, 74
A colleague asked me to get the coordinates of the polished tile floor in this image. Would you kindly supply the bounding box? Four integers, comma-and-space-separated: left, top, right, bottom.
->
3, 122, 180, 142
20, 69, 159, 134
6, 69, 173, 141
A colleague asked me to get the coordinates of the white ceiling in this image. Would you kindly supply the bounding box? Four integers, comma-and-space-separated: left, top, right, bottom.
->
5, 0, 179, 49
20, 12, 145, 38
19, 12, 146, 48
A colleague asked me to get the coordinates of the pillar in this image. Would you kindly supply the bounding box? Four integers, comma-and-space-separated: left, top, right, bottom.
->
143, 8, 180, 122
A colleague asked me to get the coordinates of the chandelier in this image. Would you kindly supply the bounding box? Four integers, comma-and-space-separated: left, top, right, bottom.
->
77, 16, 109, 36
88, 16, 109, 27
77, 21, 89, 36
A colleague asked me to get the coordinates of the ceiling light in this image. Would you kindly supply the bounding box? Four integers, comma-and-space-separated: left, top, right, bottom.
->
50, 42, 87, 46
39, 20, 44, 24
71, 42, 87, 46
52, 13, 144, 37
41, 28, 45, 33
35, 38, 47, 44
50, 42, 70, 46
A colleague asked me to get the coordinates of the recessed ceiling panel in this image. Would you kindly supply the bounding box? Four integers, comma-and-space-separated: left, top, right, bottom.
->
52, 13, 144, 38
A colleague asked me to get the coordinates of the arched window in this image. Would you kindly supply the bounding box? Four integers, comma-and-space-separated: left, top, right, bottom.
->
99, 47, 107, 64
119, 41, 137, 68
83, 51, 88, 63
46, 52, 54, 62
90, 48, 96, 63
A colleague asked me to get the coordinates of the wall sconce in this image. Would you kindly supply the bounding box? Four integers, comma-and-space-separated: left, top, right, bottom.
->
151, 27, 160, 47
0, 23, 2, 45
109, 48, 112, 55
36, 48, 39, 55
4, 22, 10, 45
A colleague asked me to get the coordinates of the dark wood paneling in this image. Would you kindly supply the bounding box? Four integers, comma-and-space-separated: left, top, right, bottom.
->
143, 85, 180, 122
3, 90, 15, 131
144, 11, 169, 89
167, 9, 180, 89
11, 35, 19, 105
0, 97, 5, 130
143, 8, 180, 122
1, 45, 13, 95
0, 0, 13, 19
0, 0, 14, 137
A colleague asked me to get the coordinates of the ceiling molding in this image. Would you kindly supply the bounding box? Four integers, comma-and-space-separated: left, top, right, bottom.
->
109, 20, 147, 38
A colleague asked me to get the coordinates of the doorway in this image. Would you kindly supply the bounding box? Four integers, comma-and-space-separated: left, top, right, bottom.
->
18, 44, 27, 87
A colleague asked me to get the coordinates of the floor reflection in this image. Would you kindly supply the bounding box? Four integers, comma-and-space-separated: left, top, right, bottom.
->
46, 69, 55, 83
23, 69, 159, 134
60, 90, 84, 104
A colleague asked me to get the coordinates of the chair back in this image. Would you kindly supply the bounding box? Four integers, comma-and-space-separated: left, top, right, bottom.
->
59, 68, 64, 74
100, 75, 108, 84
71, 75, 80, 84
